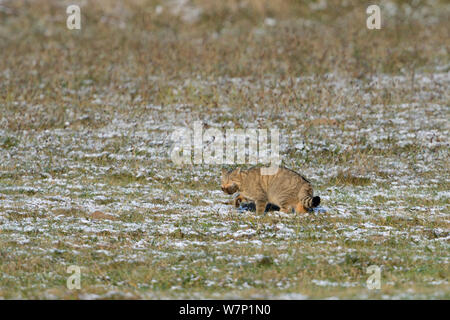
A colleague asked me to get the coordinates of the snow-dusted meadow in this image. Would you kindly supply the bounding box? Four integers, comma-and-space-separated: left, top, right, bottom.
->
0, 0, 448, 299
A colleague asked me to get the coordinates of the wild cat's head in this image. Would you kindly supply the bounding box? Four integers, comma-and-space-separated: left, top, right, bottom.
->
221, 168, 243, 195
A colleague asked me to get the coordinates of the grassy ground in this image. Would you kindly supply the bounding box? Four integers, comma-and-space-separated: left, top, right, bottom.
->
0, 0, 449, 299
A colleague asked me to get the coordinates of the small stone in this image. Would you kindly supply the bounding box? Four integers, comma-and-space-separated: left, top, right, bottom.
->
91, 211, 115, 220
257, 256, 274, 266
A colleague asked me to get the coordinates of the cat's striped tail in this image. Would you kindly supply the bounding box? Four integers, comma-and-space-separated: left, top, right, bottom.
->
297, 184, 320, 210
300, 195, 321, 209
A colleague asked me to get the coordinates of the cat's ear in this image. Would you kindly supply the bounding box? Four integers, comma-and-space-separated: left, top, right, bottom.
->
221, 168, 227, 175
236, 168, 241, 174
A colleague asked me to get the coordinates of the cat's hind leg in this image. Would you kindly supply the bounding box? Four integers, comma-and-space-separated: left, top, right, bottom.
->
295, 202, 308, 214
278, 200, 293, 213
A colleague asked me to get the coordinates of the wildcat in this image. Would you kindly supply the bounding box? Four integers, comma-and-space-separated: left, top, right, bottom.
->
221, 166, 320, 214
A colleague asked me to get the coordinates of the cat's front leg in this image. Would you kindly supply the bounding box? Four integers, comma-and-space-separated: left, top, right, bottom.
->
255, 199, 268, 215
233, 193, 246, 207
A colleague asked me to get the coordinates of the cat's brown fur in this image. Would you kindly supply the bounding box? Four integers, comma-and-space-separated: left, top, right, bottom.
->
221, 166, 320, 214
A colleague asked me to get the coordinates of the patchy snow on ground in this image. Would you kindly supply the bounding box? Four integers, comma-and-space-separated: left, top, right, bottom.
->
0, 71, 448, 299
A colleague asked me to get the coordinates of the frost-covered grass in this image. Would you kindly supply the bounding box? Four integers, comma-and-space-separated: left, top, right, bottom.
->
0, 0, 449, 299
